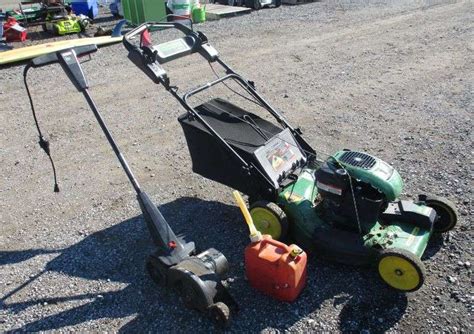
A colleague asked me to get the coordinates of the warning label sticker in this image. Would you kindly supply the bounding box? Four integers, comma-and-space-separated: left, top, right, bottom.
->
266, 141, 296, 172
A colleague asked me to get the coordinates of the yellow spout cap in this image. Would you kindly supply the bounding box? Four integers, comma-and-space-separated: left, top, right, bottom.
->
232, 190, 262, 241
290, 246, 303, 258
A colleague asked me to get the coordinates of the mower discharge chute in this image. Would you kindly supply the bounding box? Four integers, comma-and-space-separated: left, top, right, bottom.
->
123, 21, 458, 293
24, 45, 236, 326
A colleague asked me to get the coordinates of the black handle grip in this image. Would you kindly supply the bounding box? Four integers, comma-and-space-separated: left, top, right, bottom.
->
31, 52, 59, 68
31, 44, 98, 68
74, 44, 98, 58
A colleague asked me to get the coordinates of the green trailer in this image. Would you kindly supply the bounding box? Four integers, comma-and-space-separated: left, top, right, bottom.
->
7, 5, 45, 23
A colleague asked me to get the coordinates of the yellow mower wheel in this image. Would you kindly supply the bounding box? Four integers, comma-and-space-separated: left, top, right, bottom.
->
378, 248, 426, 292
250, 201, 288, 240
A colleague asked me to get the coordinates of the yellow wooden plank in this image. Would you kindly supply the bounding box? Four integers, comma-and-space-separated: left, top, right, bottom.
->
0, 36, 123, 66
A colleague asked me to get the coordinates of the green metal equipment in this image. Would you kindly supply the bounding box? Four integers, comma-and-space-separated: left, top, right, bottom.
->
42, 15, 85, 35
121, 0, 167, 25
7, 6, 44, 22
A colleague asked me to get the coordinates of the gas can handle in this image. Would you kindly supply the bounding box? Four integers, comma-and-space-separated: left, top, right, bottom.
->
260, 237, 290, 252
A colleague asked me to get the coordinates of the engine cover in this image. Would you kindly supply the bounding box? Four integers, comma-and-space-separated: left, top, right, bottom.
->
331, 150, 403, 201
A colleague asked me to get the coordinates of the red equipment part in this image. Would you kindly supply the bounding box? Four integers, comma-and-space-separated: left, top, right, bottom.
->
245, 235, 307, 302
3, 18, 27, 42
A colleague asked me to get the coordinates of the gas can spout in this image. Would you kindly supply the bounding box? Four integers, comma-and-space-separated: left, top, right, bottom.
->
233, 191, 262, 242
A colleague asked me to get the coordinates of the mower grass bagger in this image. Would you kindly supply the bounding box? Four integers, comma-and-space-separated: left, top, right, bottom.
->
122, 21, 458, 293
24, 45, 236, 326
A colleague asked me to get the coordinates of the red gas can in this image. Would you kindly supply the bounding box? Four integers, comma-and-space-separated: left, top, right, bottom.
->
245, 235, 307, 302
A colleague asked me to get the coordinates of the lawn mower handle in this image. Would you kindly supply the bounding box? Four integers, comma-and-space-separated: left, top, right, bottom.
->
29, 44, 98, 68
123, 21, 195, 53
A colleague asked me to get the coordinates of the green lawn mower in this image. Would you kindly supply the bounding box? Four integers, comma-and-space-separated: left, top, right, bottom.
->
123, 22, 458, 292
42, 14, 87, 35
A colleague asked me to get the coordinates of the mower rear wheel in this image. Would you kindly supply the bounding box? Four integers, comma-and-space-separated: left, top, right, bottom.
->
250, 201, 288, 240
146, 256, 168, 286
423, 195, 458, 233
377, 248, 426, 292
209, 302, 231, 327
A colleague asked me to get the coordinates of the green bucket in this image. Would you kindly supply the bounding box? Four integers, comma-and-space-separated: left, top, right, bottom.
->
192, 5, 206, 24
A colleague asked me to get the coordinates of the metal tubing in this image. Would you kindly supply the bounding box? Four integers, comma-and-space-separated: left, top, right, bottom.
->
183, 73, 237, 98
184, 67, 290, 130
169, 88, 251, 169
214, 58, 288, 126
213, 58, 316, 155
82, 89, 142, 194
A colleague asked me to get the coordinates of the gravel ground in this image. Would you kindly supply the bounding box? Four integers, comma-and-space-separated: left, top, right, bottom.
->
1, 0, 473, 332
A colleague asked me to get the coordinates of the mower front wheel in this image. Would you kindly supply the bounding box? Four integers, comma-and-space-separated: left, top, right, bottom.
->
377, 248, 426, 292
250, 201, 288, 240
423, 194, 458, 233
209, 302, 231, 327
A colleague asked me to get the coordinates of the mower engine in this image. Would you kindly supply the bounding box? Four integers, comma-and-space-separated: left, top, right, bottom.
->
315, 150, 403, 232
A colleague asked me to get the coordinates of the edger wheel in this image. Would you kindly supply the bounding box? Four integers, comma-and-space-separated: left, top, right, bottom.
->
423, 195, 458, 233
209, 302, 231, 327
378, 248, 426, 292
181, 280, 201, 309
250, 201, 288, 240
146, 256, 167, 286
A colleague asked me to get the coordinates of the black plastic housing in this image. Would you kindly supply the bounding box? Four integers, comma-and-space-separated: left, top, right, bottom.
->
149, 247, 237, 313
315, 161, 349, 201
178, 98, 283, 198
316, 161, 385, 232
